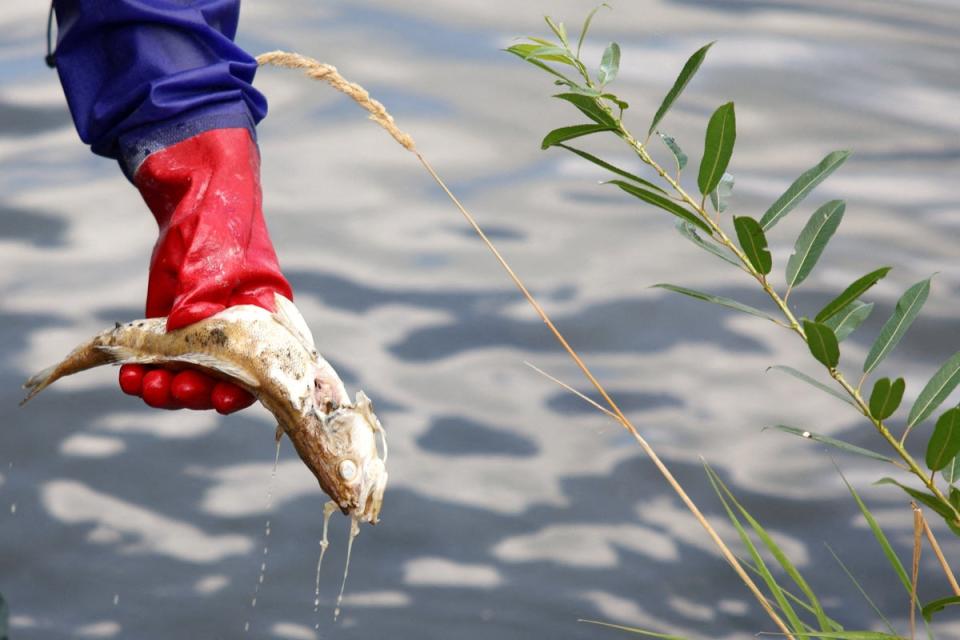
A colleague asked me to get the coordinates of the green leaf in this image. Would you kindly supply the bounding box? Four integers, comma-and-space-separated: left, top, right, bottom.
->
552, 93, 618, 127
863, 276, 932, 375
556, 144, 666, 193
675, 222, 739, 267
733, 216, 772, 275
767, 366, 855, 406
710, 172, 734, 213
598, 42, 620, 86
840, 473, 914, 597
606, 180, 712, 233
907, 351, 960, 430
823, 301, 873, 342
922, 596, 960, 623
652, 283, 779, 322
657, 132, 688, 171
541, 124, 614, 150
815, 267, 892, 323
578, 620, 689, 639
600, 93, 629, 111
770, 425, 894, 463
648, 42, 714, 137
787, 634, 905, 639
804, 320, 840, 369
943, 455, 960, 485
698, 102, 737, 196
785, 200, 845, 289
824, 544, 898, 636
704, 464, 807, 633
505, 46, 575, 85
544, 16, 569, 47
868, 377, 905, 421
576, 3, 611, 57
510, 43, 576, 66
760, 150, 852, 230
926, 407, 960, 471
875, 477, 955, 520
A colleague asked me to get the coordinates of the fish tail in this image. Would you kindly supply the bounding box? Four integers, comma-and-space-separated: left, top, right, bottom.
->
20, 339, 121, 406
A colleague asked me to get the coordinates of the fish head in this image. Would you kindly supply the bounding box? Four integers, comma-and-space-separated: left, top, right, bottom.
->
309, 390, 388, 524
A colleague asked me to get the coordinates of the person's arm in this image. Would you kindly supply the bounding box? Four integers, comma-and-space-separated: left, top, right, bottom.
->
52, 0, 293, 413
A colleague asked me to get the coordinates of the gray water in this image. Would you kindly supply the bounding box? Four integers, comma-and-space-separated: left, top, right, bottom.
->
2, 1, 960, 638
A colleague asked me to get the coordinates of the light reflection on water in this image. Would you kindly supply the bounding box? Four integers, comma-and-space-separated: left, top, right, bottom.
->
1, 1, 959, 638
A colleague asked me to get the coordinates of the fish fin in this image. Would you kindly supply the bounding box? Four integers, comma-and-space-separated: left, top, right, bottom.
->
96, 344, 161, 364
272, 293, 316, 352
20, 363, 60, 406
22, 341, 121, 406
98, 345, 260, 388
163, 353, 260, 388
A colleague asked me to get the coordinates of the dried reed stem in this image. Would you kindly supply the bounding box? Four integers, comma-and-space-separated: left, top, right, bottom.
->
258, 50, 796, 640
920, 510, 960, 596
911, 503, 922, 640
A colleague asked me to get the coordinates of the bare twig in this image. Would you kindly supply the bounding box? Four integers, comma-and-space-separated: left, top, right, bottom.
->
920, 510, 960, 596
911, 502, 923, 640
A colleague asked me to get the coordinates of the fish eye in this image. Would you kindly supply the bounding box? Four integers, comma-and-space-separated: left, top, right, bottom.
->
338, 459, 358, 481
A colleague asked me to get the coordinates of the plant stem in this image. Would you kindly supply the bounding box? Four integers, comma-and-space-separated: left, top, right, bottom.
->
921, 511, 960, 596
611, 117, 960, 526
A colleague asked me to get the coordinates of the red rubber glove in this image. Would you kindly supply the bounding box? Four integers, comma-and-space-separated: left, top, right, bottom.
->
119, 128, 293, 414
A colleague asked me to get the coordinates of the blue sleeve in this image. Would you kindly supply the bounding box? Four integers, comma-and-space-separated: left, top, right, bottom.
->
52, 0, 268, 178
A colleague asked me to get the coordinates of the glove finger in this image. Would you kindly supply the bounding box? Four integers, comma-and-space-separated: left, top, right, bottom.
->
212, 381, 256, 415
118, 363, 147, 396
141, 369, 175, 409
170, 370, 216, 410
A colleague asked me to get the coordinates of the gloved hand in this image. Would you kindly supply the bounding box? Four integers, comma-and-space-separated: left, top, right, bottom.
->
118, 128, 293, 414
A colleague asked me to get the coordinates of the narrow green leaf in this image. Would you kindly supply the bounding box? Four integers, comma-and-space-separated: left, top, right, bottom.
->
710, 172, 734, 213
922, 596, 960, 623
770, 425, 894, 463
511, 43, 576, 66
711, 464, 833, 632
875, 477, 955, 520
815, 267, 892, 323
657, 132, 688, 171
840, 472, 913, 597
868, 377, 905, 421
760, 150, 852, 230
505, 46, 575, 84
908, 351, 960, 429
648, 42, 714, 136
606, 180, 712, 233
926, 407, 960, 471
576, 3, 611, 57
824, 544, 898, 636
863, 277, 932, 375
785, 200, 845, 289
600, 93, 629, 111
653, 283, 778, 322
698, 102, 737, 196
943, 455, 960, 485
675, 222, 739, 267
803, 320, 840, 369
544, 16, 569, 47
598, 42, 620, 86
767, 366, 855, 407
564, 84, 602, 97
541, 124, 614, 150
787, 634, 905, 639
704, 464, 806, 633
733, 216, 772, 275
823, 301, 872, 342
556, 144, 666, 193
578, 619, 688, 639
552, 93, 618, 127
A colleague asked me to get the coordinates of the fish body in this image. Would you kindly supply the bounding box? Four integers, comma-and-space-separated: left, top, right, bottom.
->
21, 294, 387, 524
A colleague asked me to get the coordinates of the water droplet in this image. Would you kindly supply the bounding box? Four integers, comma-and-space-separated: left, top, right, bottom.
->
10, 503, 16, 514
113, 594, 119, 606
333, 516, 361, 622
244, 621, 250, 632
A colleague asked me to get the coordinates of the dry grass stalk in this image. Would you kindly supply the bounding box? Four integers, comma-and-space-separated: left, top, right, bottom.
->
258, 49, 796, 639
920, 509, 960, 596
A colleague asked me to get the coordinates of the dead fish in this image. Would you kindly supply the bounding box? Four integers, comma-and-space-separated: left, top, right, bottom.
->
20, 294, 388, 525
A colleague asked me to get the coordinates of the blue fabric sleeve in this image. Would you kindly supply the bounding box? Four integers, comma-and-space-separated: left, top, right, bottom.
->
52, 0, 267, 178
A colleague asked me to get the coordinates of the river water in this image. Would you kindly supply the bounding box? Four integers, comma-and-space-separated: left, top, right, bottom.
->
1, 1, 959, 638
